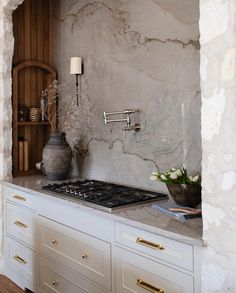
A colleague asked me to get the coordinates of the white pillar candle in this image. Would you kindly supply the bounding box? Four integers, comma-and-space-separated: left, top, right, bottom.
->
70, 57, 82, 74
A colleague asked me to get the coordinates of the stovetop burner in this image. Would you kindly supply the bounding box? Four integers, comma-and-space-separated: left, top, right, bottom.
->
42, 179, 168, 210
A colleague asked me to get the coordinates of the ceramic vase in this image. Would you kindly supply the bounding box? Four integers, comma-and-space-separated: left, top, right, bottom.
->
166, 183, 201, 207
42, 132, 72, 181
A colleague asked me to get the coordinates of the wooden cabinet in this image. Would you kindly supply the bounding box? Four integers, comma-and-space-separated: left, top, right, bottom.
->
3, 183, 201, 293
12, 0, 56, 177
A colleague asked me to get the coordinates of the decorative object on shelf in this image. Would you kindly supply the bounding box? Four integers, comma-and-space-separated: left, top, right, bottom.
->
40, 90, 47, 121
18, 137, 29, 172
151, 167, 201, 207
42, 132, 72, 180
18, 106, 29, 122
103, 110, 141, 132
18, 137, 24, 172
23, 140, 29, 172
35, 161, 46, 175
70, 57, 83, 106
29, 107, 41, 122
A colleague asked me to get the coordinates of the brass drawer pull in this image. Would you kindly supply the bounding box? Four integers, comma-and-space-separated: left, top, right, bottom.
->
13, 255, 27, 264
52, 281, 58, 286
82, 253, 88, 259
51, 239, 58, 244
136, 237, 165, 250
14, 220, 27, 228
13, 195, 26, 201
136, 279, 165, 293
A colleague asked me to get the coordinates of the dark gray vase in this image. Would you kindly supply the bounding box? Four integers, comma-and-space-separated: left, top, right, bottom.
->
42, 132, 72, 181
166, 183, 202, 207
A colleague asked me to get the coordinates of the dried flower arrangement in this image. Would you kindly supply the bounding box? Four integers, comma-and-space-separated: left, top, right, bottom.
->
43, 80, 59, 133
43, 79, 74, 133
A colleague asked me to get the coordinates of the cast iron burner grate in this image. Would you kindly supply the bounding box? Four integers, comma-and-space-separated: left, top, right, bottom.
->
42, 179, 168, 210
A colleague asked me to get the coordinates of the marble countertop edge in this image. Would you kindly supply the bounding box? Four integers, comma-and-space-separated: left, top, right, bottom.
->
3, 177, 204, 247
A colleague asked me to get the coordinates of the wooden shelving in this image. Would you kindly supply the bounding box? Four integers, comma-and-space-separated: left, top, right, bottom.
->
12, 0, 56, 177
17, 121, 51, 126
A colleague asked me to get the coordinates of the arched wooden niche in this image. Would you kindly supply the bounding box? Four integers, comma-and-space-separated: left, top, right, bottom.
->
12, 60, 57, 177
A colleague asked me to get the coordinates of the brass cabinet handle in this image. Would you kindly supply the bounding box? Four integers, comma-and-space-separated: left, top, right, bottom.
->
52, 281, 58, 286
13, 195, 26, 201
82, 253, 88, 259
136, 237, 165, 250
13, 255, 27, 264
14, 220, 27, 228
136, 279, 165, 293
51, 239, 58, 245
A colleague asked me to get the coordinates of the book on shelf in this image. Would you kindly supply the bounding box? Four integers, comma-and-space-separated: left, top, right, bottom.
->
18, 138, 29, 172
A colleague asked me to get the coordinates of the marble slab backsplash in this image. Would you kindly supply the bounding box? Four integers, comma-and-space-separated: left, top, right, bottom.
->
53, 0, 201, 193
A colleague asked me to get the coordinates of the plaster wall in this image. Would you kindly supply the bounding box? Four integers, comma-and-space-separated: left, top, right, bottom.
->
200, 0, 236, 291
54, 0, 201, 193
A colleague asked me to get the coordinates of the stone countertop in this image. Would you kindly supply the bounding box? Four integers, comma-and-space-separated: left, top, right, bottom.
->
3, 175, 203, 246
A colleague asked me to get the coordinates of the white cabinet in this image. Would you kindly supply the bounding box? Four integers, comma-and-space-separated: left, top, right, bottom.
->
115, 222, 193, 271
3, 183, 201, 293
115, 246, 194, 293
6, 202, 36, 248
38, 256, 106, 293
3, 185, 37, 292
38, 216, 112, 291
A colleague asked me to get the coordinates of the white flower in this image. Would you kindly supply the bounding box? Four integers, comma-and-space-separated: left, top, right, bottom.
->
150, 174, 157, 181
169, 172, 178, 179
175, 169, 182, 177
188, 176, 193, 181
192, 175, 199, 182
160, 174, 167, 180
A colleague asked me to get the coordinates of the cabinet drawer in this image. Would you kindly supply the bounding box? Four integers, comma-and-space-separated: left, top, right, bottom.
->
39, 256, 108, 293
115, 222, 193, 271
4, 186, 34, 210
4, 236, 36, 291
6, 203, 36, 248
115, 246, 193, 293
38, 216, 111, 290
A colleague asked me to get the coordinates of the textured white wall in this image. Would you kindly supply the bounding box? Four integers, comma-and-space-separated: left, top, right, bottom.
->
0, 0, 23, 272
200, 0, 236, 291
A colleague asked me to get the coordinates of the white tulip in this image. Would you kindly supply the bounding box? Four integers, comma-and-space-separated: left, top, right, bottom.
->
188, 176, 193, 181
175, 169, 182, 177
192, 175, 199, 182
150, 175, 157, 181
160, 174, 167, 180
170, 172, 178, 179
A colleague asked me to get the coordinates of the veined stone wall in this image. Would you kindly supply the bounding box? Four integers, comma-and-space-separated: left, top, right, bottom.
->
1, 1, 236, 290
200, 0, 236, 291
55, 0, 201, 193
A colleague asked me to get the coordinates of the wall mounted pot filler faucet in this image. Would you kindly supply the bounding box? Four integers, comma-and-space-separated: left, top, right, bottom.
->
103, 110, 141, 132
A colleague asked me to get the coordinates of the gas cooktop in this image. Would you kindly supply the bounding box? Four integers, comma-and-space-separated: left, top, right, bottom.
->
42, 179, 168, 211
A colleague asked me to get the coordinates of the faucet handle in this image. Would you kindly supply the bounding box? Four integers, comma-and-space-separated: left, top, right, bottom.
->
122, 123, 141, 132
